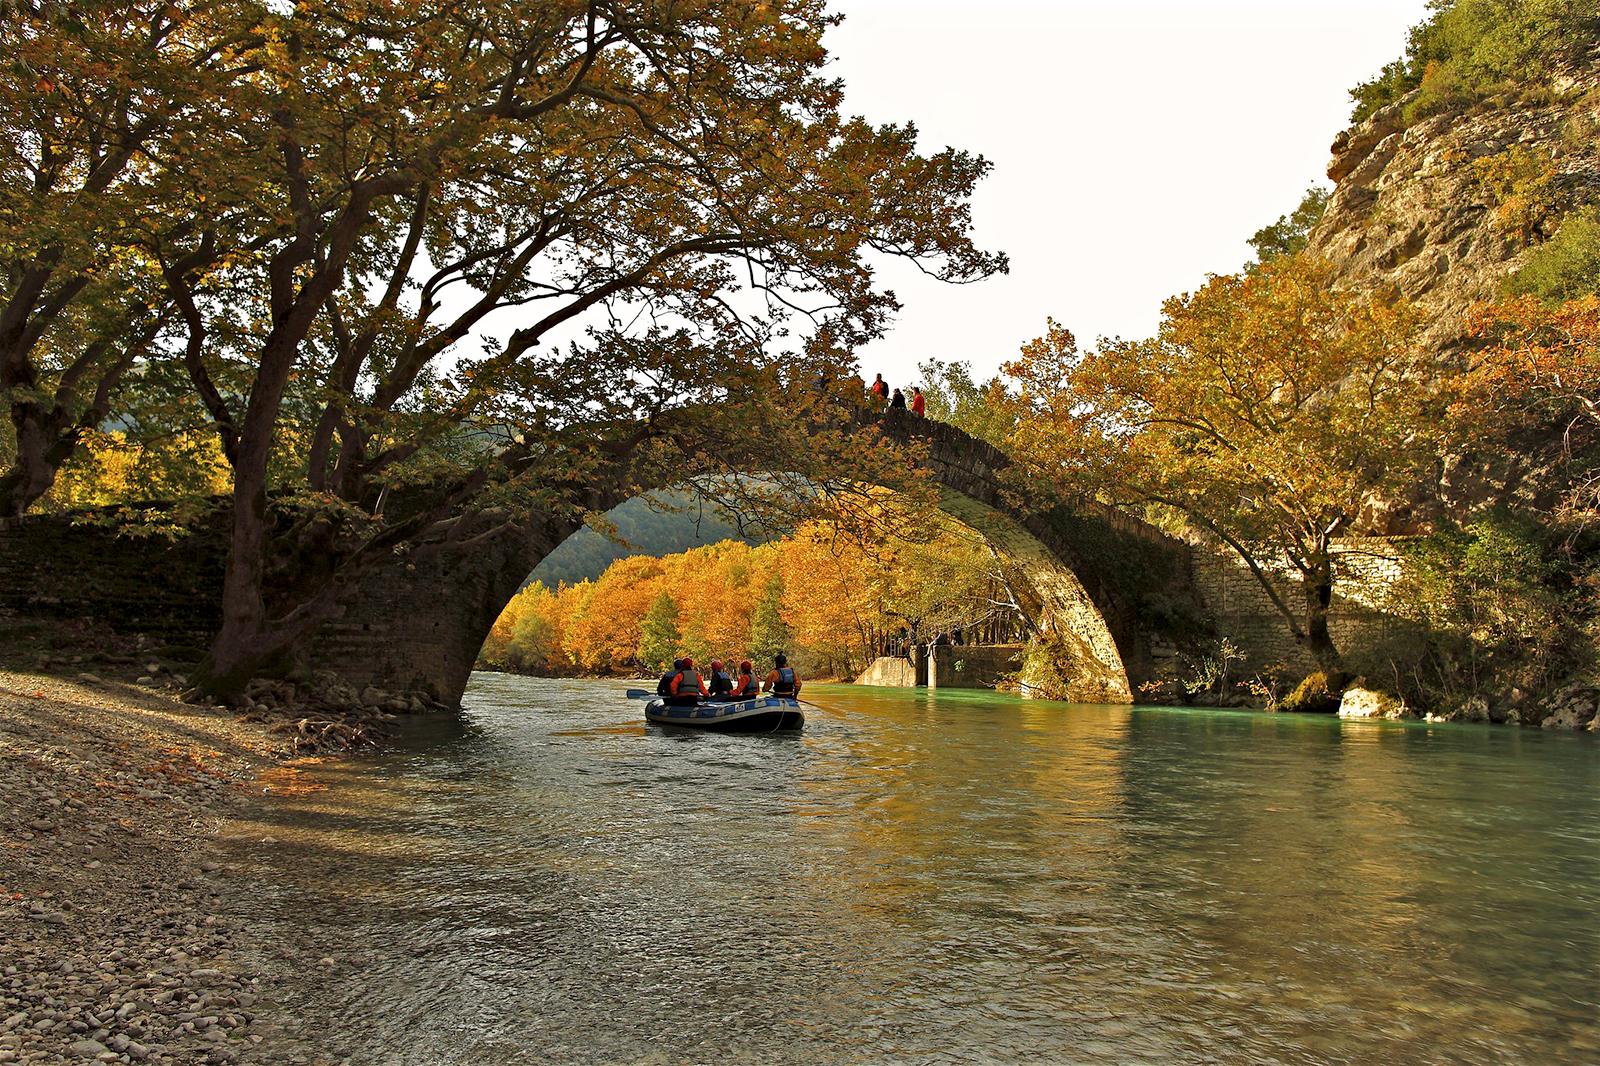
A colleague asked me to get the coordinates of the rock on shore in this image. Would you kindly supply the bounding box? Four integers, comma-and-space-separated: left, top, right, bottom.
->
1336, 687, 1410, 720
1336, 681, 1600, 729
0, 672, 334, 1066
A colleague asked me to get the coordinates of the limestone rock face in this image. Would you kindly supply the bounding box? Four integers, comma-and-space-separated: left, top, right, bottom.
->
1311, 68, 1600, 526
1537, 683, 1600, 730
1307, 69, 1600, 358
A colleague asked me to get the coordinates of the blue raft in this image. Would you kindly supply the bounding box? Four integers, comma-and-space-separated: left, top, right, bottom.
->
644, 695, 806, 732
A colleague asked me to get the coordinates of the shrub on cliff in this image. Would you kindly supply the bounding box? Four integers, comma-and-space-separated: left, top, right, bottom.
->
1507, 208, 1600, 302
1350, 0, 1600, 124
1245, 187, 1330, 271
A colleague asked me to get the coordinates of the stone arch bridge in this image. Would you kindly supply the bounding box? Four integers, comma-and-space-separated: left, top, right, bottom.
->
310, 409, 1207, 707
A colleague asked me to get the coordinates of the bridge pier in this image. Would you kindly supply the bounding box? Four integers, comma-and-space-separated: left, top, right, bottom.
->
304, 510, 588, 707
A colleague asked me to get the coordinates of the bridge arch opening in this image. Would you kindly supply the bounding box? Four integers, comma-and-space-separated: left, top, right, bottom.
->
492, 485, 1134, 704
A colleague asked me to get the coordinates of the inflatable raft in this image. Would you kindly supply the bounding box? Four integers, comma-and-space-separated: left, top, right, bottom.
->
642, 694, 806, 732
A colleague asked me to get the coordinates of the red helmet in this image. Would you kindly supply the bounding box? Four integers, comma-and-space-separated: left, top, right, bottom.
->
710, 660, 724, 671
740, 660, 753, 673
683, 657, 695, 668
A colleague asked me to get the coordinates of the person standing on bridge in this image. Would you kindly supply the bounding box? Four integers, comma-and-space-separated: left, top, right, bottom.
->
870, 373, 889, 404
889, 388, 906, 410
911, 386, 926, 416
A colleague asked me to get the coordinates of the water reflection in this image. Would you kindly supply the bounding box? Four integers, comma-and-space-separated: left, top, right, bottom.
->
219, 677, 1600, 1065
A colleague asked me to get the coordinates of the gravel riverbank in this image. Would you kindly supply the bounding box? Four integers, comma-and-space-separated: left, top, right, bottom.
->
0, 671, 355, 1066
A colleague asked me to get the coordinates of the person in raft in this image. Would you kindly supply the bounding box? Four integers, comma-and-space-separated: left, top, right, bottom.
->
728, 660, 759, 699
763, 653, 801, 700
656, 658, 684, 698
706, 660, 735, 699
668, 657, 710, 706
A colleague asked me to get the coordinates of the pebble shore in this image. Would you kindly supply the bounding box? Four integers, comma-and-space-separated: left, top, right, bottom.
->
0, 671, 333, 1066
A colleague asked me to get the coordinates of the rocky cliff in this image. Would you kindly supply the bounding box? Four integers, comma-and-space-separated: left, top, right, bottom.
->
1307, 58, 1600, 524
1308, 61, 1600, 356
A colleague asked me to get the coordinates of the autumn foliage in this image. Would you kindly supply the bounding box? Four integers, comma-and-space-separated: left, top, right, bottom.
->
1453, 294, 1600, 521
481, 515, 1037, 680
1457, 295, 1600, 433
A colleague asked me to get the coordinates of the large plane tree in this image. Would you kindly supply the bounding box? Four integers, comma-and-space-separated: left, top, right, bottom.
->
4, 1, 1006, 699
0, 0, 256, 516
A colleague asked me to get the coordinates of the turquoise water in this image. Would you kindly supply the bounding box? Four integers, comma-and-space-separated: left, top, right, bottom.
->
225, 676, 1600, 1065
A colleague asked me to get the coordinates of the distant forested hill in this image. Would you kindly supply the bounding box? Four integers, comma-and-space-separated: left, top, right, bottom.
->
529, 490, 766, 586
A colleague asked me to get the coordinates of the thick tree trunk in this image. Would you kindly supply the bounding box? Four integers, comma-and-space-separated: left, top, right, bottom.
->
192, 482, 277, 701
1298, 565, 1349, 691
0, 416, 65, 519
2, 315, 150, 519
190, 172, 391, 700
193, 319, 324, 700
0, 394, 92, 519
191, 506, 358, 702
189, 616, 297, 702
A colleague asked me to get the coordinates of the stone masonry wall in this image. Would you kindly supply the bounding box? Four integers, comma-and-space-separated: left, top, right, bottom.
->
0, 516, 225, 647
1189, 537, 1414, 675
928, 644, 1024, 689
855, 656, 919, 687
855, 646, 1025, 690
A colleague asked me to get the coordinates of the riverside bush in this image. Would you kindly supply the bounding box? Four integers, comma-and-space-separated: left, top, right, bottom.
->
1020, 633, 1084, 700
1279, 672, 1340, 714
1377, 514, 1599, 709
1472, 146, 1561, 240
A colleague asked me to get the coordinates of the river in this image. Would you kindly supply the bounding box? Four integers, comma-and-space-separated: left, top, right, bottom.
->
218, 675, 1600, 1065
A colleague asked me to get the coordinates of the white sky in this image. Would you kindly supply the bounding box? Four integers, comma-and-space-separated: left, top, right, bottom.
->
826, 0, 1432, 388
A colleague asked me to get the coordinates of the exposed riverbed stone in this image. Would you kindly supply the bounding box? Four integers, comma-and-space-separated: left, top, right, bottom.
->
0, 669, 372, 1065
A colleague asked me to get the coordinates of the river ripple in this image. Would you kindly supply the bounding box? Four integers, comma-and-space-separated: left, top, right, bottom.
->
219, 675, 1600, 1065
